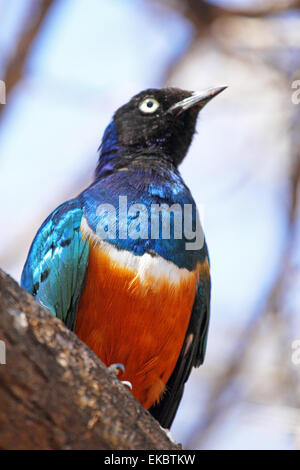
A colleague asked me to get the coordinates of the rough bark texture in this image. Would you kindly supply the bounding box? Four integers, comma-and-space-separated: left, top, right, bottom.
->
0, 269, 180, 450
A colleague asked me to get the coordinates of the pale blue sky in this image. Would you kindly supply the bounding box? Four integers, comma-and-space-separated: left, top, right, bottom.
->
0, 0, 295, 449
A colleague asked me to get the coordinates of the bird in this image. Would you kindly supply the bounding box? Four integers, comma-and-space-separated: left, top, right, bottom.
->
21, 86, 226, 428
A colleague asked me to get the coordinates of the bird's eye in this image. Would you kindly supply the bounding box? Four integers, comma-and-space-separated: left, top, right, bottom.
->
139, 98, 160, 114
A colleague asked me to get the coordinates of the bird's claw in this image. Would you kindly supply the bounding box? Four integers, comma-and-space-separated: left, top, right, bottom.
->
121, 380, 133, 390
108, 364, 133, 391
108, 363, 125, 376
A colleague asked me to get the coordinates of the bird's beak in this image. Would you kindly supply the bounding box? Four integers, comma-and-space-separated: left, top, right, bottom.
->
168, 86, 227, 115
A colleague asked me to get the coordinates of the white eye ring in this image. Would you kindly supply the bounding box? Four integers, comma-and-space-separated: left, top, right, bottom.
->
139, 97, 160, 114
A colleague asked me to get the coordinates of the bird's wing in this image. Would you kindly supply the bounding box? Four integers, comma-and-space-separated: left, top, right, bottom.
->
21, 199, 89, 331
149, 249, 211, 429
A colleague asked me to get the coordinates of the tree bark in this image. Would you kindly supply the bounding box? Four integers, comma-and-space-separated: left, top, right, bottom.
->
0, 269, 180, 450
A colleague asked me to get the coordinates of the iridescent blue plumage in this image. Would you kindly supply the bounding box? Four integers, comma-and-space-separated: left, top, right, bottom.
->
95, 121, 124, 177
21, 200, 89, 330
81, 159, 205, 270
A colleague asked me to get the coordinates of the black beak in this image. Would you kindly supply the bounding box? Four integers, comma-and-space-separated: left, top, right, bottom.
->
168, 86, 227, 115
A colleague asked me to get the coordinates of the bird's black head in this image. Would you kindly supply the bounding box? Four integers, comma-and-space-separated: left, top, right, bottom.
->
97, 86, 226, 177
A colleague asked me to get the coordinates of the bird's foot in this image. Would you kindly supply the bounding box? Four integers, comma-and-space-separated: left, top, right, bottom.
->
108, 363, 125, 376
107, 363, 133, 391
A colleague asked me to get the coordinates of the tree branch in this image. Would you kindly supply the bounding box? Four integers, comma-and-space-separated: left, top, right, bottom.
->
0, 269, 180, 450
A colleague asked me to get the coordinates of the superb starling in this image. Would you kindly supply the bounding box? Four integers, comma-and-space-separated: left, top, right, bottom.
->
21, 86, 226, 428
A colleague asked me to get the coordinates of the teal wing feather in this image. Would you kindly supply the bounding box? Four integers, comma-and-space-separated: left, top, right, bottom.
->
21, 199, 89, 331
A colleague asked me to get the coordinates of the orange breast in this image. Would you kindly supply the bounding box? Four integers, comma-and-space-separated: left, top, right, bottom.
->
75, 239, 197, 409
